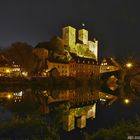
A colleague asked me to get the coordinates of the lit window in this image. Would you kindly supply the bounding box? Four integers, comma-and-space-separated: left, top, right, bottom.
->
106, 67, 110, 70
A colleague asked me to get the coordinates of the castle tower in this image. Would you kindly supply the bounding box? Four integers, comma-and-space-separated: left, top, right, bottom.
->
63, 26, 76, 46
78, 29, 88, 45
88, 38, 98, 61
93, 38, 98, 61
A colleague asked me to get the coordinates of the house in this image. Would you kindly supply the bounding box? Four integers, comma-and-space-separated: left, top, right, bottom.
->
45, 53, 99, 78
46, 59, 75, 77
100, 58, 121, 73
0, 54, 21, 77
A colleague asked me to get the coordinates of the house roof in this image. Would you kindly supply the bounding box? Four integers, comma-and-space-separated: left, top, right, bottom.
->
101, 58, 121, 67
48, 58, 69, 64
47, 52, 98, 65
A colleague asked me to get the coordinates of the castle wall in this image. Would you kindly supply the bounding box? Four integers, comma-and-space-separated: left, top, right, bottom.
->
63, 26, 98, 61
88, 40, 98, 60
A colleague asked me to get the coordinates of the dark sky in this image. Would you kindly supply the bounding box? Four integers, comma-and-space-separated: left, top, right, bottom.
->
0, 0, 139, 59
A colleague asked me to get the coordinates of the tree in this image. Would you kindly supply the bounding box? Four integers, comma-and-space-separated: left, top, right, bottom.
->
5, 42, 36, 75
49, 36, 65, 54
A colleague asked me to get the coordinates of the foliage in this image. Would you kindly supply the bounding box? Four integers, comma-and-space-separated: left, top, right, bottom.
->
33, 48, 49, 74
84, 115, 140, 140
84, 49, 96, 58
48, 36, 72, 62
5, 42, 37, 75
76, 44, 95, 58
49, 36, 65, 54
35, 42, 49, 50
0, 115, 60, 139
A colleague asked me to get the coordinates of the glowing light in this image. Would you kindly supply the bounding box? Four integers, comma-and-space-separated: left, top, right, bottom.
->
126, 63, 133, 68
124, 98, 130, 104
7, 94, 12, 99
100, 98, 106, 102
22, 71, 28, 77
6, 69, 10, 73
82, 23, 85, 27
106, 67, 110, 70
15, 91, 23, 96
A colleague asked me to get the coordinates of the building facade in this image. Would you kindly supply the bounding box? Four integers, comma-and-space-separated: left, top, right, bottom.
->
100, 58, 121, 73
46, 55, 99, 78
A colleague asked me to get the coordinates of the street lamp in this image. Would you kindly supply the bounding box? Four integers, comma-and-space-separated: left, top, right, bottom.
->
126, 62, 133, 68
124, 98, 130, 104
7, 94, 12, 99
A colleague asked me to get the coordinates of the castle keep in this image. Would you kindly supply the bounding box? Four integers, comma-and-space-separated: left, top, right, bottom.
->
63, 26, 98, 61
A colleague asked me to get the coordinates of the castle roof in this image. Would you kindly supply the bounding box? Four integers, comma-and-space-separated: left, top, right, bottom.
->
101, 58, 120, 67
47, 58, 69, 64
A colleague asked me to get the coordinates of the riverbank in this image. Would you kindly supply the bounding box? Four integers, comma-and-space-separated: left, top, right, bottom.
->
84, 115, 140, 140
1, 113, 140, 139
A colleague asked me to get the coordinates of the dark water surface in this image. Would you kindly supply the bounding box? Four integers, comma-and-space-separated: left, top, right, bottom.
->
0, 85, 140, 139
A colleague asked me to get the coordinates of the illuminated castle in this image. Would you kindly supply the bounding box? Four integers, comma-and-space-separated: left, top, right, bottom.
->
34, 26, 99, 77
62, 26, 98, 61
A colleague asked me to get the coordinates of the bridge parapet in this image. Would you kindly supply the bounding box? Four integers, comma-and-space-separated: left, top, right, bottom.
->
100, 65, 121, 74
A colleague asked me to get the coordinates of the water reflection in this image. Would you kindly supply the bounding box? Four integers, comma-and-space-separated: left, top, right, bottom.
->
0, 86, 118, 131
1, 80, 140, 139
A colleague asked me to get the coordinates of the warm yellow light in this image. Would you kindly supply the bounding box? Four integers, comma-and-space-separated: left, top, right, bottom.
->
7, 94, 12, 99
22, 71, 28, 77
126, 63, 133, 68
124, 98, 130, 104
6, 69, 10, 73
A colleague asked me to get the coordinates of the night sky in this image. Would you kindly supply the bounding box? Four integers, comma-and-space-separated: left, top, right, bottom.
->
0, 0, 139, 59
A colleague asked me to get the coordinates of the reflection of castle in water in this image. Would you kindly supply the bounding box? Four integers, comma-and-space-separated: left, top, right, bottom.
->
0, 88, 117, 131
45, 89, 117, 131
63, 104, 96, 131
47, 89, 116, 105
